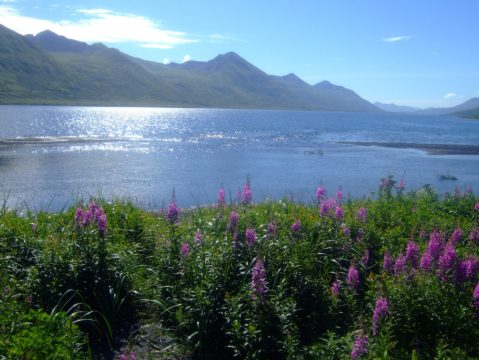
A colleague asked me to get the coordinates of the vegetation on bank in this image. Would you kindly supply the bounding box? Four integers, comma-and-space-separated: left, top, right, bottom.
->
1, 177, 479, 359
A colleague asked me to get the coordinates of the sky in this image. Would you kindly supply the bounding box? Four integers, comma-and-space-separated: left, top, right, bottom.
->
1, 0, 478, 108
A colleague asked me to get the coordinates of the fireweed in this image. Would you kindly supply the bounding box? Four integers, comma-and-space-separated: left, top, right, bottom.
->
351, 335, 368, 359
356, 207, 368, 222
372, 297, 389, 336
245, 228, 257, 248
347, 266, 359, 291
1, 179, 478, 358
217, 187, 225, 208
251, 258, 267, 301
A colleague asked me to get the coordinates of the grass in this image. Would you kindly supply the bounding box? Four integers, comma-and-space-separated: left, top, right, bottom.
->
1, 178, 479, 359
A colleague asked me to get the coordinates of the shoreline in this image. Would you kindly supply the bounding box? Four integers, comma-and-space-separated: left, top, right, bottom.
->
337, 141, 479, 155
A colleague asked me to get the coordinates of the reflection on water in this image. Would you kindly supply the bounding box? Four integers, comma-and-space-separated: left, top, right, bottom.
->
0, 105, 479, 210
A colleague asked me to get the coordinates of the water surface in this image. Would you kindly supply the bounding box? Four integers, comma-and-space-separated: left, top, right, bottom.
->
1, 106, 478, 210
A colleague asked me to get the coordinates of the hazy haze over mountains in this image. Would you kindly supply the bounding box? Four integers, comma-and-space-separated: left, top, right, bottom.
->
0, 24, 379, 111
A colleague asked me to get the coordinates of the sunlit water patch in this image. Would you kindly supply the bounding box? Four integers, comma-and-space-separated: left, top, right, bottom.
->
1, 105, 479, 210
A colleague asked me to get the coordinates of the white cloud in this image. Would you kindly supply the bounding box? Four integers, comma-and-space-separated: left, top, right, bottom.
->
444, 93, 457, 99
163, 58, 170, 65
0, 0, 17, 3
383, 35, 413, 42
208, 33, 244, 44
182, 54, 192, 63
141, 43, 173, 49
0, 6, 194, 48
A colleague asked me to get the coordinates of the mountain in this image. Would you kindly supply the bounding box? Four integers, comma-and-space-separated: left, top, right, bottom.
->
0, 24, 74, 103
417, 98, 479, 116
374, 102, 420, 113
454, 106, 479, 119
312, 81, 379, 112
0, 25, 380, 111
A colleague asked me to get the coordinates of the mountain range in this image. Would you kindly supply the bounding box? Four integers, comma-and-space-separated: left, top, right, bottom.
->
0, 24, 379, 111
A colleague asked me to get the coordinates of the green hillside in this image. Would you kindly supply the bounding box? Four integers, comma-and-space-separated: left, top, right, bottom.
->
0, 24, 380, 111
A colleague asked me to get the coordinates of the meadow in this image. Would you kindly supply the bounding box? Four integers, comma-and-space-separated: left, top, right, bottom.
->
1, 177, 479, 359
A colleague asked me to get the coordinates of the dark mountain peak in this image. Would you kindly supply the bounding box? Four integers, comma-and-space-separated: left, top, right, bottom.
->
35, 29, 59, 39
209, 51, 249, 66
28, 29, 93, 53
281, 73, 308, 86
314, 80, 339, 89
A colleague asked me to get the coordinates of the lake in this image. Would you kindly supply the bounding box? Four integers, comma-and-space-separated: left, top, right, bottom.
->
1, 105, 478, 211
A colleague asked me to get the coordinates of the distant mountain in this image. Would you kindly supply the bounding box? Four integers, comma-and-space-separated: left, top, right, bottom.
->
0, 24, 380, 111
417, 98, 479, 116
374, 102, 420, 113
454, 106, 479, 119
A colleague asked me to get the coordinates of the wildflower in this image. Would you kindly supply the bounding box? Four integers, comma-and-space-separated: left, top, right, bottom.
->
342, 224, 351, 237
335, 206, 344, 220
475, 203, 479, 213
74, 207, 83, 226
394, 254, 406, 276
451, 228, 463, 245
316, 186, 326, 202
291, 219, 301, 233
405, 241, 419, 268
428, 230, 443, 260
320, 200, 330, 217
438, 243, 456, 280
383, 251, 393, 273
465, 257, 479, 279
469, 228, 479, 243
180, 243, 190, 257
31, 223, 37, 232
119, 351, 136, 360
362, 249, 370, 266
228, 211, 239, 231
331, 280, 340, 297
380, 176, 393, 190
97, 211, 107, 236
456, 260, 468, 284
473, 282, 479, 309
337, 189, 343, 203
245, 228, 257, 248
167, 201, 178, 223
419, 229, 427, 239
217, 187, 225, 207
328, 197, 337, 209
372, 297, 389, 336
242, 182, 252, 205
232, 231, 239, 250
194, 231, 202, 246
351, 335, 368, 360
347, 266, 359, 291
267, 222, 277, 237
251, 258, 267, 300
356, 207, 367, 222
396, 178, 405, 192
420, 251, 433, 272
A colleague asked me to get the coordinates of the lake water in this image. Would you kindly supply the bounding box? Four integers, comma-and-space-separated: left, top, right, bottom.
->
1, 105, 478, 211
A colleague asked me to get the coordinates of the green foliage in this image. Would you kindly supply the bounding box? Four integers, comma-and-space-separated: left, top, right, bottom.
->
0, 182, 478, 358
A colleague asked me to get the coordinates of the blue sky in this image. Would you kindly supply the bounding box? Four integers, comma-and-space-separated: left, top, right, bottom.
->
1, 0, 478, 108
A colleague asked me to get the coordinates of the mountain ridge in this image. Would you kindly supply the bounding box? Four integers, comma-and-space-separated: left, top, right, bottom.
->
1, 24, 381, 111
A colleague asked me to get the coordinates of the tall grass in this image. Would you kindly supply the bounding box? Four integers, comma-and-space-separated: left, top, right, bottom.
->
0, 179, 478, 359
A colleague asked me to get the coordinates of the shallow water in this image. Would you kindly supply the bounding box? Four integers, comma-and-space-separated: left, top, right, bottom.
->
0, 106, 478, 210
